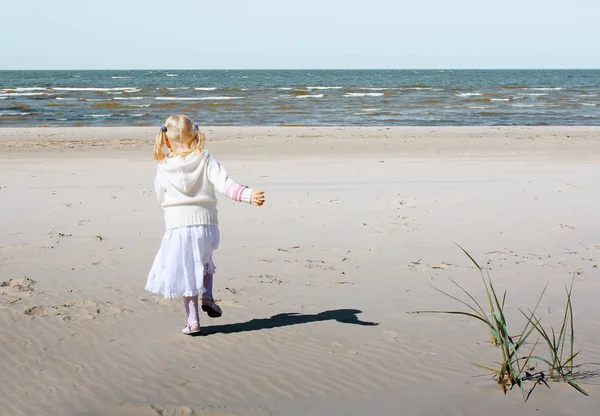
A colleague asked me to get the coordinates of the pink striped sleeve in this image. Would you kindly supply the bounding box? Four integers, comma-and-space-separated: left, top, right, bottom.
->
226, 182, 249, 202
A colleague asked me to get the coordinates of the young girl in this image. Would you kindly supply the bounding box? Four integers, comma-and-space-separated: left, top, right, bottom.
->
145, 115, 265, 335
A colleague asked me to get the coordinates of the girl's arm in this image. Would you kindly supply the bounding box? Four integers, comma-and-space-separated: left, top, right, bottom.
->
154, 168, 166, 204
206, 153, 253, 203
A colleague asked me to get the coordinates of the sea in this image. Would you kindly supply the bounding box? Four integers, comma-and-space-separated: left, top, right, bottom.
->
0, 70, 598, 127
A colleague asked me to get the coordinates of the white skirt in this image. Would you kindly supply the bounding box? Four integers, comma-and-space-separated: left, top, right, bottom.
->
145, 225, 220, 299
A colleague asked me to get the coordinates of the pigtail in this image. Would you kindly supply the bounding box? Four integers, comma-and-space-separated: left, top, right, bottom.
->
153, 129, 168, 162
190, 129, 206, 153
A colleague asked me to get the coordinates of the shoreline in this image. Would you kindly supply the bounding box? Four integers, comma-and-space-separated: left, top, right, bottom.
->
2, 126, 600, 161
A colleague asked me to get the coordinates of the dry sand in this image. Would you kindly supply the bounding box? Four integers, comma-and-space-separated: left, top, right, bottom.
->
1, 126, 600, 416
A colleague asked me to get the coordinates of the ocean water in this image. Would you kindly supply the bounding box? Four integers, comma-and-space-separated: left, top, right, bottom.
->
0, 70, 598, 127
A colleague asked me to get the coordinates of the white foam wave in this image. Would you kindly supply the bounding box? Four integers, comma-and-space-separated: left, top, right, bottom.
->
0, 92, 47, 96
530, 87, 562, 91
491, 98, 510, 101
360, 87, 389, 91
344, 93, 384, 97
404, 87, 432, 90
131, 113, 146, 117
129, 104, 150, 107
52, 87, 140, 92
154, 96, 242, 101
467, 106, 487, 109
278, 87, 293, 90
0, 112, 31, 116
455, 92, 482, 97
296, 94, 324, 99
512, 104, 536, 107
55, 97, 79, 101
111, 76, 130, 79
3, 87, 48, 92
362, 108, 381, 112
167, 87, 190, 90
194, 87, 217, 91
517, 93, 548, 96
114, 97, 144, 100
166, 74, 178, 77
306, 86, 342, 90
581, 103, 597, 106
84, 114, 113, 118
580, 94, 598, 97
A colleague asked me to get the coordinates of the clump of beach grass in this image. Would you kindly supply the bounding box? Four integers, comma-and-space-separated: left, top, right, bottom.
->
413, 244, 589, 401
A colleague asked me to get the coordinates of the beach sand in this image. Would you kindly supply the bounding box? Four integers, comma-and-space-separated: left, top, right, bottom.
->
1, 126, 600, 416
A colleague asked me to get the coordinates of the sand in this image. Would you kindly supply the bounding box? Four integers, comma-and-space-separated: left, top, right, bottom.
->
1, 126, 600, 416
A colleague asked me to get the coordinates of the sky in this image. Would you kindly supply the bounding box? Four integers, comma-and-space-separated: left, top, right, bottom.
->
1, 0, 599, 70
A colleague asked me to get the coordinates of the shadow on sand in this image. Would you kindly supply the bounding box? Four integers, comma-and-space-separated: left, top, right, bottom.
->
196, 309, 378, 336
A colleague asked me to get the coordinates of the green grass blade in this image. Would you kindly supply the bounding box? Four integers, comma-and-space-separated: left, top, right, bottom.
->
412, 310, 491, 326
516, 285, 548, 349
428, 285, 489, 323
566, 379, 589, 396
447, 277, 489, 322
455, 243, 496, 315
472, 363, 500, 374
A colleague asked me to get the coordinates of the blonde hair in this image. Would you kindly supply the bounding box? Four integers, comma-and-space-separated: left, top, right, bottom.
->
153, 114, 207, 162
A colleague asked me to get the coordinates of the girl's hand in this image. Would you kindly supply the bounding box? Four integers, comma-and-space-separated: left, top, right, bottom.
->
251, 190, 265, 206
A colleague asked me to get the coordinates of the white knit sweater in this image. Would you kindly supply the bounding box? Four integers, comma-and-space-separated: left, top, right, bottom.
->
154, 150, 253, 230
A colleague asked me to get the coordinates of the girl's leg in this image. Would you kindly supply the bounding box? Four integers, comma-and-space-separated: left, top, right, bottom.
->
182, 295, 200, 334
202, 272, 214, 301
202, 272, 223, 318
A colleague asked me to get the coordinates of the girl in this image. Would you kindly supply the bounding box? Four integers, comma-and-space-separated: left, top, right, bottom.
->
145, 115, 265, 335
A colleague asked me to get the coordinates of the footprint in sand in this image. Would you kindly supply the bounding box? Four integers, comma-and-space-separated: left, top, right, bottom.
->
0, 277, 36, 297
24, 300, 125, 322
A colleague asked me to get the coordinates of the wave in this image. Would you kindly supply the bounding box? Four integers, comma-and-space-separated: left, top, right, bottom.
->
491, 98, 510, 101
344, 93, 384, 97
467, 106, 487, 109
131, 113, 147, 117
306, 86, 342, 90
111, 76, 130, 79
129, 104, 150, 107
0, 112, 31, 116
517, 93, 548, 96
84, 114, 113, 118
455, 92, 482, 97
360, 87, 389, 91
277, 87, 294, 90
530, 87, 562, 91
2, 87, 49, 92
194, 87, 217, 91
581, 103, 597, 106
167, 87, 190, 90
166, 74, 178, 77
52, 87, 140, 92
55, 97, 79, 101
295, 94, 324, 99
362, 108, 382, 112
0, 92, 48, 96
154, 96, 242, 101
114, 96, 144, 100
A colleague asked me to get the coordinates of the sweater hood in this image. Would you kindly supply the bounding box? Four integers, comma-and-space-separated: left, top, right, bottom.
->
157, 151, 206, 195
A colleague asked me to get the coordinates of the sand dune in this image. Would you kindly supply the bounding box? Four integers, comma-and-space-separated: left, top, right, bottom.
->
1, 127, 600, 415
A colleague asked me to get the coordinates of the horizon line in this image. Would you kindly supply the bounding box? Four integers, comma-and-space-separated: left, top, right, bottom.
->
1, 68, 600, 71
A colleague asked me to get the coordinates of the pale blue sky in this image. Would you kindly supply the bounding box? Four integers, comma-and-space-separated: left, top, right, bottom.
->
1, 0, 599, 69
